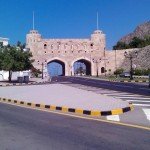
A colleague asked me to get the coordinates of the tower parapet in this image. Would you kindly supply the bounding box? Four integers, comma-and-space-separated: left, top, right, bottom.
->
26, 30, 41, 48
91, 30, 105, 49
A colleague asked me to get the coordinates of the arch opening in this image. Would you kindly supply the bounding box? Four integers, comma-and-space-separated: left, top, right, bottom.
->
101, 67, 105, 73
73, 59, 91, 76
47, 59, 65, 76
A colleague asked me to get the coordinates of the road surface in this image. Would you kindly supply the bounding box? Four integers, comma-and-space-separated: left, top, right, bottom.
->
0, 103, 149, 150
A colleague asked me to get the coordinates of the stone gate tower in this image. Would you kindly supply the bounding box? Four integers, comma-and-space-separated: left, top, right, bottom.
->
26, 29, 107, 76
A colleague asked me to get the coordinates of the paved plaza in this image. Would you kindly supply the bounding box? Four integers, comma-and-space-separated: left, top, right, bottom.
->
0, 83, 130, 111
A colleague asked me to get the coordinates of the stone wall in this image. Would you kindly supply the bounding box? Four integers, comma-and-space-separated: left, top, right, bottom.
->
120, 45, 150, 70
26, 29, 150, 76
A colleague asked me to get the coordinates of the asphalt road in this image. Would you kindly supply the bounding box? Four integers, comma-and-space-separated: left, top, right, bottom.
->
0, 102, 150, 150
52, 76, 150, 96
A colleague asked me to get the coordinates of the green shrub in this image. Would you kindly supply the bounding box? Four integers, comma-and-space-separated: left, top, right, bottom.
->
134, 69, 142, 76
134, 68, 150, 76
114, 68, 124, 75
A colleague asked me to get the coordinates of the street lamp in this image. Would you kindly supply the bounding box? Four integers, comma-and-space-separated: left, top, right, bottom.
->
102, 58, 108, 77
92, 58, 101, 77
124, 51, 138, 80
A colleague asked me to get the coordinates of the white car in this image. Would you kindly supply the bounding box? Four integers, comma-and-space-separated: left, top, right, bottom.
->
119, 72, 130, 78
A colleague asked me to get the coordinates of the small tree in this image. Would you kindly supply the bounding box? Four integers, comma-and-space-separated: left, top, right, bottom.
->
0, 43, 34, 82
31, 66, 41, 77
114, 68, 124, 75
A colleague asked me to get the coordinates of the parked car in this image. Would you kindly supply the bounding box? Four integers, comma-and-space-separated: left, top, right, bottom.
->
119, 72, 130, 78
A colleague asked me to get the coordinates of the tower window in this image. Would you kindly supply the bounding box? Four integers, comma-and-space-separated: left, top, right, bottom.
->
44, 44, 47, 49
71, 45, 73, 49
45, 51, 46, 54
101, 67, 105, 73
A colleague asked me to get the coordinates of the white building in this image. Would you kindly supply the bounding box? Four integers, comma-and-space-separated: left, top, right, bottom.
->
0, 70, 31, 81
0, 37, 9, 46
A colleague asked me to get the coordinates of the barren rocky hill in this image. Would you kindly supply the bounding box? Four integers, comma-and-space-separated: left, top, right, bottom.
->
120, 21, 150, 44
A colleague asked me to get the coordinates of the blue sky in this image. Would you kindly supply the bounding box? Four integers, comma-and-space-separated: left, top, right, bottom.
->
0, 0, 149, 49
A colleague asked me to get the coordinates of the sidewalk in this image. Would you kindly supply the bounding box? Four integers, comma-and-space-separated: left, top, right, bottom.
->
0, 83, 131, 112
0, 77, 50, 86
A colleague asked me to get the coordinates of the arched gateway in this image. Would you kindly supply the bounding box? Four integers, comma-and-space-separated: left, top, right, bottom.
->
26, 29, 107, 76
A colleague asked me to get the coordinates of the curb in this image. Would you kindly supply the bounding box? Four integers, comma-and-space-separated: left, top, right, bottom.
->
0, 97, 134, 116
109, 80, 148, 83
0, 81, 51, 87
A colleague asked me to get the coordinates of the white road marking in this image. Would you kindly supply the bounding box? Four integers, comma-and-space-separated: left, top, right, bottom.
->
133, 104, 150, 107
67, 81, 150, 108
116, 97, 150, 99
143, 109, 150, 121
106, 115, 120, 122
126, 100, 150, 103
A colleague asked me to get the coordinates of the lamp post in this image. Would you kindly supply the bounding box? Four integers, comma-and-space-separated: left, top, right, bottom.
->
102, 58, 108, 77
92, 58, 101, 77
41, 62, 44, 79
38, 60, 47, 79
124, 51, 138, 80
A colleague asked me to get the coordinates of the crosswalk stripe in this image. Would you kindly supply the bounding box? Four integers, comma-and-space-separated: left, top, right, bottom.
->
65, 83, 150, 108
106, 115, 120, 121
133, 104, 150, 107
114, 97, 150, 99
126, 100, 150, 103
142, 109, 150, 121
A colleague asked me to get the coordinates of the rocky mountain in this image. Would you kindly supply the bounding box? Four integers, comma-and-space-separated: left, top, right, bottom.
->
119, 21, 150, 44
